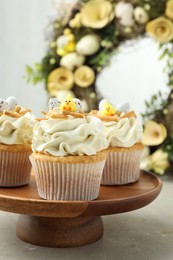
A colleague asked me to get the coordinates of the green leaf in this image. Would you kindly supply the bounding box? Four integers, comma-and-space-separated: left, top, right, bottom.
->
24, 64, 45, 85
25, 65, 33, 75
34, 63, 43, 72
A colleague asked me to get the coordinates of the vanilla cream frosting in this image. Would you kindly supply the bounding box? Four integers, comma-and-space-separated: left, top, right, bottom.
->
0, 113, 35, 145
32, 116, 108, 156
103, 117, 143, 147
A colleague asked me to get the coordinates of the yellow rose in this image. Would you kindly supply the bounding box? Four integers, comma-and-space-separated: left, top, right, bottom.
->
140, 148, 170, 175
47, 68, 74, 95
143, 120, 167, 146
166, 0, 173, 20
140, 147, 151, 171
81, 0, 114, 29
146, 17, 173, 43
74, 66, 95, 87
69, 13, 82, 28
150, 150, 170, 175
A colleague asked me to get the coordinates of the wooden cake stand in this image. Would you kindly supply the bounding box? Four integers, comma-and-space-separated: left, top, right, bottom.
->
0, 170, 162, 248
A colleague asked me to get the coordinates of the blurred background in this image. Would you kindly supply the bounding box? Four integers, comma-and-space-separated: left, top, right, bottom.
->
0, 0, 168, 116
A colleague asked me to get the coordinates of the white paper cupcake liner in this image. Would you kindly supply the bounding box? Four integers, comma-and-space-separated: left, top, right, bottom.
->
30, 156, 106, 201
0, 150, 32, 187
101, 150, 143, 185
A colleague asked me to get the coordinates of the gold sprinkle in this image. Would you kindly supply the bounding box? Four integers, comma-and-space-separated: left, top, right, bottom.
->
62, 110, 85, 118
3, 111, 21, 118
120, 111, 137, 119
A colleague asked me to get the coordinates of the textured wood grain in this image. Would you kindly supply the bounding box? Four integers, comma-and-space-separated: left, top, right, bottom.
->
16, 215, 103, 247
0, 170, 162, 247
0, 170, 162, 217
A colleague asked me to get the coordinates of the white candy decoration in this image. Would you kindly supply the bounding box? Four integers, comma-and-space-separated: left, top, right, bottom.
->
81, 99, 88, 112
48, 98, 61, 110
56, 90, 75, 102
115, 2, 134, 27
60, 52, 85, 71
117, 102, 130, 113
76, 34, 101, 56
56, 35, 69, 49
73, 98, 83, 111
6, 96, 17, 110
98, 99, 108, 111
0, 98, 10, 112
134, 6, 149, 24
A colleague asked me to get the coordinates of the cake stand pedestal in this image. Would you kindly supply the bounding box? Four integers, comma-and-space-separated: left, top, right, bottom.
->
0, 170, 162, 247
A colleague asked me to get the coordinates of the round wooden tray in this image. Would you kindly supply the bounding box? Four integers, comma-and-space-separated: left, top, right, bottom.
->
0, 170, 162, 247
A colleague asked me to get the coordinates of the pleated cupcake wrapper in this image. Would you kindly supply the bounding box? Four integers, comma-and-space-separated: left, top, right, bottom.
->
101, 150, 143, 185
0, 150, 32, 187
30, 157, 106, 201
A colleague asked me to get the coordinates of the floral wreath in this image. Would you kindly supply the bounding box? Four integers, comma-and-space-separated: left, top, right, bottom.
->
26, 0, 173, 175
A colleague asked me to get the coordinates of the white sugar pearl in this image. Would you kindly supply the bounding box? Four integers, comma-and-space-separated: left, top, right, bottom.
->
48, 98, 61, 110
6, 96, 17, 110
73, 98, 82, 111
98, 99, 108, 111
0, 98, 10, 111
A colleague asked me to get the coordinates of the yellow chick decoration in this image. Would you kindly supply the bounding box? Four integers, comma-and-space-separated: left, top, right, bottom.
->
60, 95, 77, 112
101, 101, 117, 116
56, 28, 76, 56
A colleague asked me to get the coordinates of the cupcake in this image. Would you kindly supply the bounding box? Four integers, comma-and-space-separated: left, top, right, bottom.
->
91, 100, 144, 185
0, 96, 35, 187
30, 95, 108, 201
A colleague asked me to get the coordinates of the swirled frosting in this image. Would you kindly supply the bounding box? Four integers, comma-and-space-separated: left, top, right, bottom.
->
32, 116, 108, 156
0, 113, 35, 145
103, 117, 143, 147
